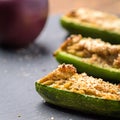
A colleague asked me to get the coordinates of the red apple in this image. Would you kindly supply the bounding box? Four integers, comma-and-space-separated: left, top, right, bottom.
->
0, 0, 48, 48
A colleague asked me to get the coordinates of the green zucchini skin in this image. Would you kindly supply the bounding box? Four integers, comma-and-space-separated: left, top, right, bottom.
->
54, 51, 120, 83
60, 17, 120, 44
35, 82, 120, 118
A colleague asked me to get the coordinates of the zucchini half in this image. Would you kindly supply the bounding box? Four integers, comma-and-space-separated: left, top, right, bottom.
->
60, 8, 120, 44
54, 35, 120, 83
35, 64, 120, 118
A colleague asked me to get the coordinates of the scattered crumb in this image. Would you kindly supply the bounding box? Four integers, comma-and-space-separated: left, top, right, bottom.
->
43, 100, 46, 103
18, 115, 21, 118
50, 116, 54, 120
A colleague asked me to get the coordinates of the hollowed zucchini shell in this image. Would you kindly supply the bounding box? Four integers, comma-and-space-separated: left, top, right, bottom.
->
54, 51, 120, 83
60, 16, 120, 44
36, 82, 120, 118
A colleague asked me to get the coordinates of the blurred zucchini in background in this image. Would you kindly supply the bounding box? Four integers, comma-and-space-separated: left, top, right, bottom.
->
36, 64, 120, 118
54, 34, 120, 83
60, 8, 120, 44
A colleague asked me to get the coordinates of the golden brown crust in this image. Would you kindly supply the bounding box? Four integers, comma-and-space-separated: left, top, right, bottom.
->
38, 64, 120, 100
59, 35, 120, 68
65, 8, 120, 33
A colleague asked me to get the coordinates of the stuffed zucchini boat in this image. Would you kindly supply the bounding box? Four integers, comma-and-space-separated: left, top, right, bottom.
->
60, 8, 120, 44
36, 64, 120, 118
54, 35, 120, 83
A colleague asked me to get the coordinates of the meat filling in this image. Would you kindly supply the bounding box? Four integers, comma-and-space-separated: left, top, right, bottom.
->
66, 8, 120, 33
39, 64, 120, 100
60, 35, 120, 69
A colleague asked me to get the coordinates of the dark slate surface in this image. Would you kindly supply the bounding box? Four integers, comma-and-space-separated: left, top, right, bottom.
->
0, 15, 114, 120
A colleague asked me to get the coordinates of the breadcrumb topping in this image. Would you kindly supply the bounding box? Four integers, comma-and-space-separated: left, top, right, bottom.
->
39, 64, 120, 100
66, 8, 120, 33
60, 35, 120, 69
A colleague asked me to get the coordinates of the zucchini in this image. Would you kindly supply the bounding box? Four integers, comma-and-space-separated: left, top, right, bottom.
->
54, 35, 120, 83
35, 64, 120, 118
60, 8, 120, 44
